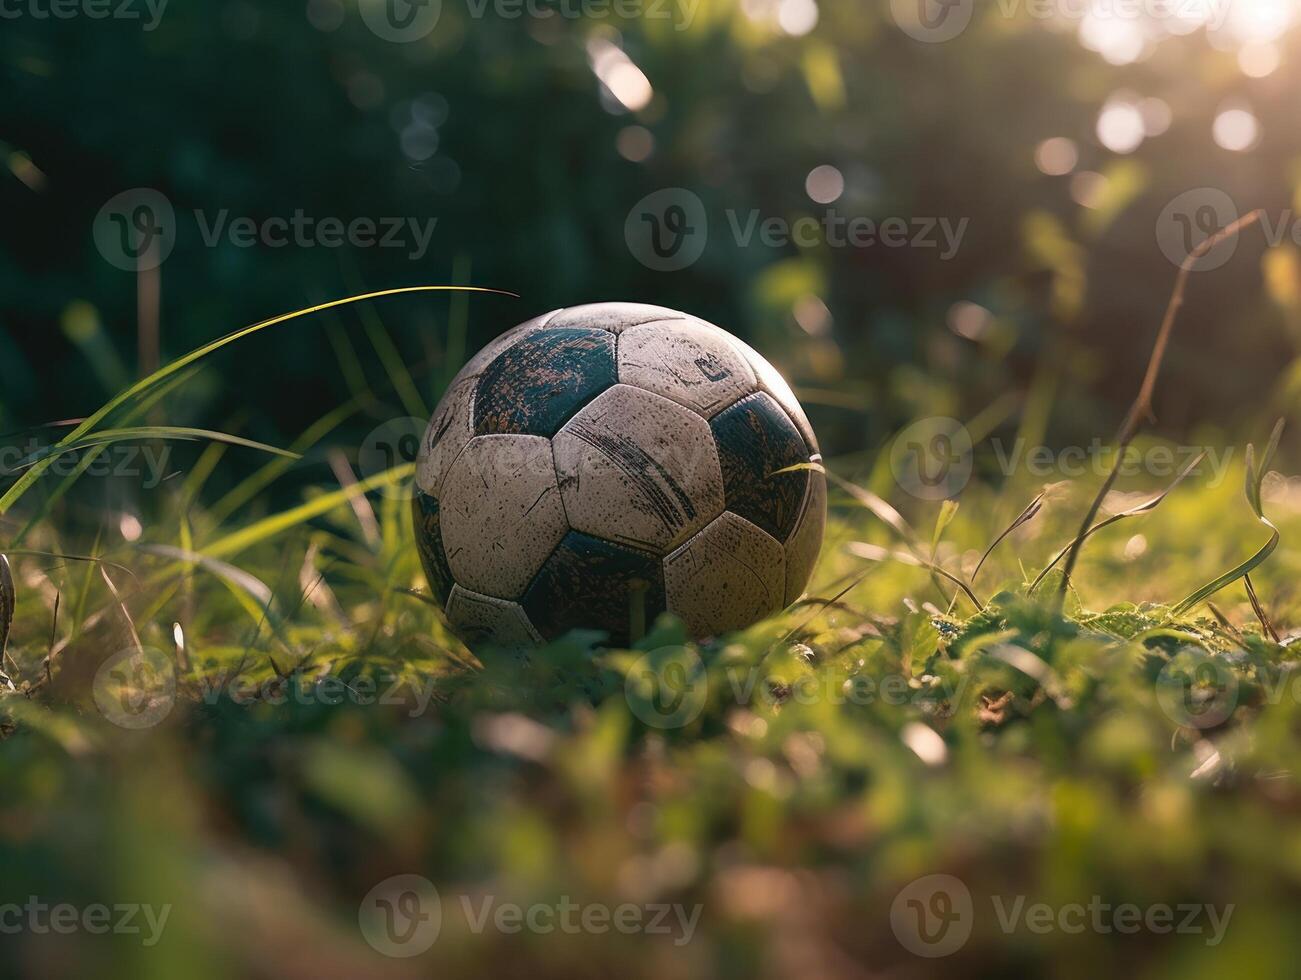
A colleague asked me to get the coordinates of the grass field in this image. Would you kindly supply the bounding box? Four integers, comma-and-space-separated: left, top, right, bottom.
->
3, 291, 1301, 979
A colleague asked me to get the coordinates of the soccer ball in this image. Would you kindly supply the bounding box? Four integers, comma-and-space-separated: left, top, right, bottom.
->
413, 302, 825, 647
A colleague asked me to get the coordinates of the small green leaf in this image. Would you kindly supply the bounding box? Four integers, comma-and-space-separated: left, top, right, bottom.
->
0, 554, 14, 671
932, 499, 960, 552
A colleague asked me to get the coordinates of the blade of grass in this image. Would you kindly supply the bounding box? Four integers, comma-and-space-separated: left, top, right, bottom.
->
0, 554, 14, 676
847, 541, 985, 611
1054, 211, 1263, 605
10, 427, 299, 472
143, 544, 281, 632
973, 490, 1045, 582
208, 399, 360, 526
360, 306, 429, 421
201, 463, 414, 561
825, 468, 980, 609
932, 500, 959, 554
931, 499, 960, 611
1030, 450, 1206, 593
2, 550, 137, 580
11, 367, 199, 546
824, 468, 919, 545
1244, 573, 1280, 643
0, 285, 513, 515
179, 441, 229, 511
100, 566, 143, 656
1173, 419, 1283, 615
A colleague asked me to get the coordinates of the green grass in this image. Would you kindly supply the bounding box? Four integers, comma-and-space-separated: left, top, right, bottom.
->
4, 292, 1301, 978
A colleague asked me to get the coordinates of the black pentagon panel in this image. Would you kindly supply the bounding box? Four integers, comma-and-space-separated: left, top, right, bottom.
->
412, 491, 455, 608
522, 532, 666, 647
472, 327, 618, 437
710, 392, 811, 541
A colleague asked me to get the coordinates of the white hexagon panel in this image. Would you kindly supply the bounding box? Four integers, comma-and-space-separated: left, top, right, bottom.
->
546, 302, 687, 334
617, 318, 756, 417
445, 586, 543, 648
553, 384, 725, 554
416, 372, 476, 497
664, 512, 786, 638
438, 434, 568, 599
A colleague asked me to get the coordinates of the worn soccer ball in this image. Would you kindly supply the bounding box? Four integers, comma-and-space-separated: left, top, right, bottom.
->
413, 302, 825, 647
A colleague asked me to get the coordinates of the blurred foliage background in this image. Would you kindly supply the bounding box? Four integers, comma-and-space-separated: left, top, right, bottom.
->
4, 0, 1301, 481
6, 2, 1301, 978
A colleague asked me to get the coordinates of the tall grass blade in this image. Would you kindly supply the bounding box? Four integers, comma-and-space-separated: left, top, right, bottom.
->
12, 368, 199, 546
143, 545, 280, 630
201, 464, 414, 561
0, 286, 511, 515
1244, 573, 1280, 643
11, 427, 299, 473
208, 400, 360, 526
0, 554, 14, 676
1030, 450, 1206, 593
847, 541, 985, 611
973, 491, 1045, 582
1173, 420, 1284, 616
825, 469, 918, 545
